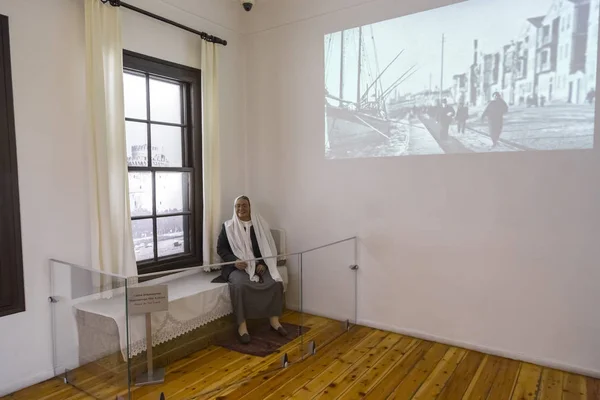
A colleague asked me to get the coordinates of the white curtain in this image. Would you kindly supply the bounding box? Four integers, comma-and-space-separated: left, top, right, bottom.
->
85, 0, 137, 278
201, 41, 222, 266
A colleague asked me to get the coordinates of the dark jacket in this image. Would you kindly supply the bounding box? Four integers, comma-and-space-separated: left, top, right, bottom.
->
216, 223, 264, 281
438, 105, 455, 125
482, 99, 508, 123
456, 105, 469, 121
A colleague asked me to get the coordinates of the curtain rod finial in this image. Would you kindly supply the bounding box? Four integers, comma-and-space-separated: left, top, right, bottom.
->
101, 0, 122, 6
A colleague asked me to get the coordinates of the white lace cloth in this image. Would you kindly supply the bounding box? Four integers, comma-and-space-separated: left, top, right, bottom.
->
73, 270, 232, 359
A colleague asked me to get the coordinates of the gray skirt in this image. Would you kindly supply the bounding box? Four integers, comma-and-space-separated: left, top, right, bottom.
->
228, 269, 284, 325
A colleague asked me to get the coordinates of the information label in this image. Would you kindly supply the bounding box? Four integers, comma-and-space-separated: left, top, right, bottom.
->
127, 285, 169, 315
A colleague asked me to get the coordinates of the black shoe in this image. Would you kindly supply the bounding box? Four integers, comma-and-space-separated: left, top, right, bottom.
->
271, 325, 288, 337
238, 333, 250, 344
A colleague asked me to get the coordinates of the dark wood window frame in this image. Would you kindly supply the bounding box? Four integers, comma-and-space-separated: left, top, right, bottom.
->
123, 50, 203, 275
0, 14, 25, 317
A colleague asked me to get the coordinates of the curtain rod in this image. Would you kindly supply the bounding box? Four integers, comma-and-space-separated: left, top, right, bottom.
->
101, 0, 228, 46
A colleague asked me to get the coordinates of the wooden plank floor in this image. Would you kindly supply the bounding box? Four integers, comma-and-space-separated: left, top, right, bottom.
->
3, 312, 600, 400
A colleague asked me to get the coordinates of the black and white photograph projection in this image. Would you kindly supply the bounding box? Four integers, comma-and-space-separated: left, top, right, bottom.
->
324, 0, 600, 159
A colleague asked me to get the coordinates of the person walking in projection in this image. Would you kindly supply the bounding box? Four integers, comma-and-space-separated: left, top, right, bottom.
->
456, 101, 469, 134
481, 92, 508, 147
438, 98, 455, 140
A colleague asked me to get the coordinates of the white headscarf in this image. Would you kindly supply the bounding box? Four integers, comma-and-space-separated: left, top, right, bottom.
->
224, 196, 283, 283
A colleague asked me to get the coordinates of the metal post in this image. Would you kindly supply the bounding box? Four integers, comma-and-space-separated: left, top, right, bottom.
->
135, 313, 165, 386
299, 253, 304, 360
354, 237, 358, 327
49, 259, 59, 382
308, 341, 317, 356
146, 314, 153, 376
357, 26, 363, 109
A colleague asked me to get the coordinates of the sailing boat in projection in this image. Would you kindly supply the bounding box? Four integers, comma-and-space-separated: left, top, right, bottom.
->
325, 26, 414, 154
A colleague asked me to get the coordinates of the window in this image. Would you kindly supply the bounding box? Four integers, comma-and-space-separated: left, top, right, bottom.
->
543, 25, 550, 43
493, 53, 500, 83
123, 51, 203, 274
540, 50, 549, 71
0, 15, 25, 317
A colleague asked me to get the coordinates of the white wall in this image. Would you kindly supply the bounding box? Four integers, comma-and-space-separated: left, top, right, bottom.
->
243, 0, 600, 376
0, 0, 245, 395
0, 1, 88, 395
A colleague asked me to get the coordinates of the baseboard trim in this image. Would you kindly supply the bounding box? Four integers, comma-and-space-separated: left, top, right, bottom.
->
284, 304, 349, 324
358, 318, 600, 379
0, 368, 55, 397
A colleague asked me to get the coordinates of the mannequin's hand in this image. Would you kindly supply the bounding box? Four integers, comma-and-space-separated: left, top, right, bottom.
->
235, 260, 247, 270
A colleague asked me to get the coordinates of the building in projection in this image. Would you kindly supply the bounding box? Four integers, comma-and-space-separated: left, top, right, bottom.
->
452, 73, 468, 104
513, 17, 544, 105
461, 0, 598, 107
586, 0, 600, 99
536, 0, 588, 103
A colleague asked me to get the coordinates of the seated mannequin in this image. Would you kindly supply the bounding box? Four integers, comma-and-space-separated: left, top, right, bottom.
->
216, 195, 287, 344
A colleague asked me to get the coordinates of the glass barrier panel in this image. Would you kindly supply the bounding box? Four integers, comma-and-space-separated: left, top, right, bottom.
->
298, 238, 358, 359
184, 253, 305, 400
124, 253, 297, 399
49, 238, 355, 399
286, 252, 306, 365
125, 266, 235, 399
50, 260, 130, 400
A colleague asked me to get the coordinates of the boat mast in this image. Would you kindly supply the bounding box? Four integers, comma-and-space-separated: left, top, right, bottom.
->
339, 30, 345, 107
357, 26, 362, 110
360, 50, 404, 103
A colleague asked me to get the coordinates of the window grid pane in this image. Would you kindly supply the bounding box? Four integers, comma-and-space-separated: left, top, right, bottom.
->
151, 124, 183, 167
157, 215, 187, 258
125, 68, 193, 266
150, 78, 182, 124
156, 172, 190, 215
124, 72, 147, 120
126, 121, 149, 167
151, 170, 158, 261
128, 172, 153, 217
132, 218, 154, 262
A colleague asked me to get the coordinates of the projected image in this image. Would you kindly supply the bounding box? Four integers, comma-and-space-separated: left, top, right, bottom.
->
324, 0, 600, 159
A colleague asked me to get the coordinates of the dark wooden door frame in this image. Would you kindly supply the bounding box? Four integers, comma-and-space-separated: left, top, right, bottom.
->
0, 14, 25, 317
